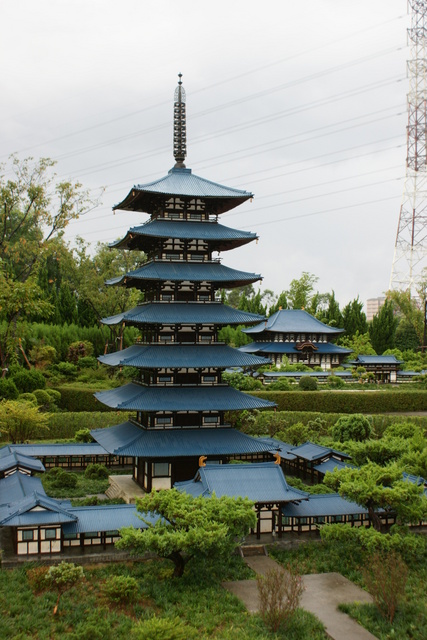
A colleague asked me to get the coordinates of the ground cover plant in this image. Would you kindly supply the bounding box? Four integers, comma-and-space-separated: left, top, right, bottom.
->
41, 468, 110, 498
269, 531, 427, 640
0, 556, 327, 639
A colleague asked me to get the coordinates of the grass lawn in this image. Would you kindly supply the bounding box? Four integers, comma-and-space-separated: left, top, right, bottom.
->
269, 534, 427, 640
0, 556, 328, 639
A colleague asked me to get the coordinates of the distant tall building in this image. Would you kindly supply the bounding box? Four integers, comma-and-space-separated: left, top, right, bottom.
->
366, 297, 386, 322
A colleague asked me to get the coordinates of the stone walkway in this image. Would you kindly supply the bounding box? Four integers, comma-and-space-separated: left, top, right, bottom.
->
223, 554, 377, 640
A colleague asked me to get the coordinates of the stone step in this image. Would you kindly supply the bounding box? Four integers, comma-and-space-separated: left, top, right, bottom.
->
240, 545, 267, 557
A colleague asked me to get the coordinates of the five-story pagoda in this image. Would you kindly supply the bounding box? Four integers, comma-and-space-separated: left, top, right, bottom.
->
92, 76, 276, 491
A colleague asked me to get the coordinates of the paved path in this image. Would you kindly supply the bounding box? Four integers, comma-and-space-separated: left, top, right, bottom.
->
223, 554, 377, 640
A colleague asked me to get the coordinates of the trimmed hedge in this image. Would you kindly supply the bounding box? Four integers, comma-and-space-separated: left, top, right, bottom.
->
250, 390, 427, 414
52, 386, 109, 412
0, 411, 133, 442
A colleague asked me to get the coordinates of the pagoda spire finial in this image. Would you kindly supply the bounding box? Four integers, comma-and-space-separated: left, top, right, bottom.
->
173, 73, 187, 168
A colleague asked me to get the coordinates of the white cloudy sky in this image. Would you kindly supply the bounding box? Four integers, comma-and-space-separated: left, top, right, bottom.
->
1, 0, 409, 308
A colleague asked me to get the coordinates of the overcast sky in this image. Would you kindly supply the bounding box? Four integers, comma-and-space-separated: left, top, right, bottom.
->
1, 0, 409, 309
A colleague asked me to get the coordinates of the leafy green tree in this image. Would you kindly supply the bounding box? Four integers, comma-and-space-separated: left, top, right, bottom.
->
73, 239, 144, 327
395, 317, 421, 351
341, 297, 368, 339
0, 399, 49, 443
285, 272, 318, 310
339, 331, 376, 358
0, 156, 96, 370
116, 489, 256, 577
369, 299, 398, 354
222, 371, 263, 390
298, 376, 318, 391
268, 290, 288, 314
47, 562, 84, 615
321, 290, 343, 327
386, 289, 424, 345
324, 461, 427, 531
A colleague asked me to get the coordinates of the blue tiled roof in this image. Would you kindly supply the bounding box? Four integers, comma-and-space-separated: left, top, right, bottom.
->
257, 437, 297, 461
282, 493, 369, 518
91, 422, 275, 457
0, 473, 46, 506
9, 443, 109, 457
175, 462, 308, 503
101, 302, 265, 327
240, 342, 351, 355
106, 261, 261, 288
63, 504, 159, 534
290, 442, 351, 462
243, 309, 344, 335
98, 344, 270, 369
0, 447, 45, 474
261, 370, 353, 379
0, 490, 75, 526
110, 219, 257, 252
95, 383, 276, 412
349, 355, 403, 365
113, 167, 252, 215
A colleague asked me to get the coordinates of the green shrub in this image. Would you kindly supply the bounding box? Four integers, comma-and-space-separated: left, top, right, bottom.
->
49, 362, 78, 380
102, 575, 139, 604
46, 388, 61, 404
326, 375, 346, 389
362, 551, 408, 623
74, 428, 94, 443
130, 616, 198, 640
68, 341, 94, 363
46, 467, 78, 489
0, 378, 19, 400
257, 564, 304, 632
53, 387, 110, 412
331, 414, 372, 442
223, 371, 263, 390
77, 356, 98, 369
33, 389, 52, 408
84, 463, 109, 480
18, 392, 38, 406
298, 376, 318, 391
268, 378, 292, 391
12, 368, 46, 393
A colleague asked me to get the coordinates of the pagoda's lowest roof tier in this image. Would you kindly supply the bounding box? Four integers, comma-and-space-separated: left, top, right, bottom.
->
110, 219, 257, 252
239, 342, 352, 355
102, 302, 265, 327
91, 422, 274, 458
107, 261, 261, 289
95, 383, 276, 411
113, 167, 253, 215
99, 344, 270, 369
243, 309, 345, 335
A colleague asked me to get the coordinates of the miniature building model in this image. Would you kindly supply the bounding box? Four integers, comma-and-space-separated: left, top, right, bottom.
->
91, 76, 275, 490
240, 308, 351, 369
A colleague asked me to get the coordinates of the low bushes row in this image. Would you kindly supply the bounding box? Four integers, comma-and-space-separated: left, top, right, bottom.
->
0, 411, 132, 443
250, 390, 427, 414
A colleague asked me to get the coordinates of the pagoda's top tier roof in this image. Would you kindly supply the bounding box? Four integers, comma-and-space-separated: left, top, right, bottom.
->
110, 219, 257, 252
243, 309, 345, 335
113, 167, 253, 215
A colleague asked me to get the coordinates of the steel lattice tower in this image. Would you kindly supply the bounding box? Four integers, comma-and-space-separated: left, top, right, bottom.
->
390, 0, 427, 292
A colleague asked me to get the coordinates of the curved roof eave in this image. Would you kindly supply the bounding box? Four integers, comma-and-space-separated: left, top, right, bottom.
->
101, 302, 266, 327
109, 219, 257, 252
113, 167, 253, 215
243, 309, 345, 335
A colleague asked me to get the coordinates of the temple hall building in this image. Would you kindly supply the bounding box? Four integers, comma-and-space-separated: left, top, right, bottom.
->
91, 76, 276, 491
240, 308, 351, 370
